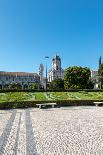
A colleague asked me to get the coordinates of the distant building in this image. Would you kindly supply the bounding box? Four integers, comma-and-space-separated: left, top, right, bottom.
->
90, 56, 103, 89
39, 64, 46, 88
0, 72, 40, 89
91, 70, 98, 78
91, 70, 99, 89
48, 55, 64, 82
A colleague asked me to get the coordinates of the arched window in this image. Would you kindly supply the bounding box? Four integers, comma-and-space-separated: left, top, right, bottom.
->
23, 84, 28, 89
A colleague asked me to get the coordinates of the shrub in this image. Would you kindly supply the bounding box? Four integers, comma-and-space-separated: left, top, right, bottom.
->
0, 99, 103, 109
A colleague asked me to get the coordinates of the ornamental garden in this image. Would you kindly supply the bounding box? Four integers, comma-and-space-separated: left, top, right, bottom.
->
0, 56, 103, 108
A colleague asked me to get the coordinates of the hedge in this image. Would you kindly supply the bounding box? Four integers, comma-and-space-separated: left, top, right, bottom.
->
0, 99, 103, 109
1, 89, 103, 93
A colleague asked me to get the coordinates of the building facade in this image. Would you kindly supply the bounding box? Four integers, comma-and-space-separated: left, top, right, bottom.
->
90, 56, 103, 89
39, 64, 46, 88
48, 55, 64, 82
0, 72, 40, 89
91, 70, 99, 89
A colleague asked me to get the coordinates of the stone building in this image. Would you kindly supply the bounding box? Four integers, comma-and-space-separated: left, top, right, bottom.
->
0, 71, 40, 89
91, 70, 99, 89
48, 55, 64, 82
39, 64, 46, 88
90, 56, 102, 89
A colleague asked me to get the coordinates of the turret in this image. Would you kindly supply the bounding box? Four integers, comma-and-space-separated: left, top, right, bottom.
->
39, 64, 44, 85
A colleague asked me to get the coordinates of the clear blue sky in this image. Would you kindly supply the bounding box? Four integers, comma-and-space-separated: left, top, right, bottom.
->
0, 0, 103, 73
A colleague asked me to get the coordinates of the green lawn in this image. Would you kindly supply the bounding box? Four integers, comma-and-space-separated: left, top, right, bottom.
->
0, 91, 103, 103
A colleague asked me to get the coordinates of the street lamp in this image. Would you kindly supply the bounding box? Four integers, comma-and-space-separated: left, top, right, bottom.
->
45, 56, 49, 90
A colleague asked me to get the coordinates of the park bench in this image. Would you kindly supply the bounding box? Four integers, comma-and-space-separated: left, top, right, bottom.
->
36, 103, 57, 109
93, 102, 103, 106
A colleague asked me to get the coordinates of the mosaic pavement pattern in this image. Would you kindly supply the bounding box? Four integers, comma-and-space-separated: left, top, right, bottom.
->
0, 107, 103, 155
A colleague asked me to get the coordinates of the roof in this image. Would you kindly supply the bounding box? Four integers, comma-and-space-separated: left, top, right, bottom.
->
52, 55, 61, 61
91, 70, 98, 73
0, 72, 39, 77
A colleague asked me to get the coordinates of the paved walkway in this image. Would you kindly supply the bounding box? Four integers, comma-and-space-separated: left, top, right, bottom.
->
0, 107, 103, 155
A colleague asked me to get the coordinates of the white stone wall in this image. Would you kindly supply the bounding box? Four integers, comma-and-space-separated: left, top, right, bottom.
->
91, 70, 98, 78
48, 69, 64, 82
90, 70, 99, 89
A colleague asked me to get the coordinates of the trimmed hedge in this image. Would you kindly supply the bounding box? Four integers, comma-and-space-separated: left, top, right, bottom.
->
0, 99, 103, 109
1, 89, 103, 93
0, 89, 103, 93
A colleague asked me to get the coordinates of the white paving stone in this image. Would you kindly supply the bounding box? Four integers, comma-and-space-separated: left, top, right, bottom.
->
16, 110, 26, 155
0, 111, 12, 137
2, 112, 20, 155
0, 107, 103, 154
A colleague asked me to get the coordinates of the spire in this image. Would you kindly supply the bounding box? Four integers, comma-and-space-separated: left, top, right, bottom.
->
99, 56, 102, 68
52, 54, 60, 61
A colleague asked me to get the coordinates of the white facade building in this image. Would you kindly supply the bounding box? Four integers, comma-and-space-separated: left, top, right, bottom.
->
48, 55, 64, 82
91, 70, 98, 78
91, 70, 99, 89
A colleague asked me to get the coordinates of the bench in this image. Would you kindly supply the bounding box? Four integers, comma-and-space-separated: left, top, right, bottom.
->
36, 103, 57, 109
93, 102, 103, 106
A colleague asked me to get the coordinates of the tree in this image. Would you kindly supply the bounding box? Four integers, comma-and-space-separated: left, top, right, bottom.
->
29, 83, 39, 89
64, 66, 93, 89
99, 56, 102, 68
49, 78, 64, 90
98, 63, 103, 76
29, 83, 43, 90
9, 83, 22, 89
98, 63, 103, 88
4, 84, 9, 89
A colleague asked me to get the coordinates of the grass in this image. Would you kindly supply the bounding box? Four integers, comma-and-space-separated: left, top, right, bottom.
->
0, 91, 103, 103
0, 92, 31, 102
34, 92, 47, 100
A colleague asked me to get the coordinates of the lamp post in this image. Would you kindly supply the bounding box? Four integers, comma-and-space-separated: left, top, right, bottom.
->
45, 56, 49, 90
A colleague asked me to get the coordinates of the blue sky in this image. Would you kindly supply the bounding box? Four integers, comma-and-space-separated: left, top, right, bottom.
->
0, 0, 103, 73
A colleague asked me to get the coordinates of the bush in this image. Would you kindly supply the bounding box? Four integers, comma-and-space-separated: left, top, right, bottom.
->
0, 99, 103, 109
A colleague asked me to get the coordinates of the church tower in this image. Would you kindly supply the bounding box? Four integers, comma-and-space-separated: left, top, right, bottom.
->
48, 55, 64, 82
52, 55, 61, 70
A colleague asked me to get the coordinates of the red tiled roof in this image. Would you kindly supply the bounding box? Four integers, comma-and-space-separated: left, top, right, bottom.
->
0, 72, 39, 77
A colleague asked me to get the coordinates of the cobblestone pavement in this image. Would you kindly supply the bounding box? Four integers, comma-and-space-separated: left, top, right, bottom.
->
0, 107, 103, 155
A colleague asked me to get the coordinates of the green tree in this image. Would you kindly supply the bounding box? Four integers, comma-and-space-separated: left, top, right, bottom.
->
49, 78, 64, 90
98, 63, 103, 76
29, 83, 39, 89
4, 84, 9, 89
98, 63, 103, 88
29, 83, 43, 90
10, 83, 22, 90
64, 66, 93, 89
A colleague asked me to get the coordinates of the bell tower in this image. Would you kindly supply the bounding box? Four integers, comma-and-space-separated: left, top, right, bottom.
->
48, 55, 64, 82
52, 55, 61, 70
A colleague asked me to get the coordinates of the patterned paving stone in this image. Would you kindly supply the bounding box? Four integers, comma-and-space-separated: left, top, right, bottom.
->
16, 110, 26, 155
0, 107, 103, 154
0, 110, 17, 155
